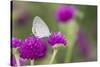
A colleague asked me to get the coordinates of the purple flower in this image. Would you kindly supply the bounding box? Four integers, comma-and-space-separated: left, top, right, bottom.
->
76, 29, 91, 57
11, 37, 22, 48
11, 56, 26, 66
17, 11, 30, 26
55, 5, 77, 22
48, 32, 67, 46
19, 35, 47, 60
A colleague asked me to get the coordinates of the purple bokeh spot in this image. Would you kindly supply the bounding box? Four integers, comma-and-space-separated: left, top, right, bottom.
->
55, 5, 77, 23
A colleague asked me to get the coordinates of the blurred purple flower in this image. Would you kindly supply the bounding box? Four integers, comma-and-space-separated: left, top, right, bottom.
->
17, 11, 30, 25
48, 32, 67, 46
76, 29, 91, 57
19, 35, 47, 60
11, 37, 22, 48
11, 56, 26, 66
55, 5, 77, 23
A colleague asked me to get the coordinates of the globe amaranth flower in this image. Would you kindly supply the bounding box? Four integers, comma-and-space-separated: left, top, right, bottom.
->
55, 5, 77, 22
48, 32, 67, 46
11, 56, 26, 66
11, 37, 22, 48
76, 29, 90, 57
19, 35, 47, 60
17, 11, 30, 26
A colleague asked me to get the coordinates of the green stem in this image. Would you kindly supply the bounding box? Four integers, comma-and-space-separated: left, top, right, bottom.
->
59, 21, 78, 63
65, 43, 75, 62
65, 30, 77, 62
49, 49, 58, 64
30, 60, 34, 65
13, 48, 20, 66
14, 54, 20, 66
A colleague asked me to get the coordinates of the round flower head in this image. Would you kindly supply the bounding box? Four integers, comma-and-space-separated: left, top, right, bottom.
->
17, 11, 30, 26
11, 37, 22, 48
55, 5, 77, 22
48, 32, 67, 46
19, 35, 47, 60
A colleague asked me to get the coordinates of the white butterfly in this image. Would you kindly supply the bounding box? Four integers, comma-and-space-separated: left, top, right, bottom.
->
32, 16, 51, 38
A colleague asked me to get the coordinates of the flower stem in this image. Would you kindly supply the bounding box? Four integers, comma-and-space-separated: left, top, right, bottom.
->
14, 54, 20, 66
13, 48, 20, 66
59, 21, 78, 63
65, 43, 75, 62
49, 49, 58, 64
30, 60, 34, 65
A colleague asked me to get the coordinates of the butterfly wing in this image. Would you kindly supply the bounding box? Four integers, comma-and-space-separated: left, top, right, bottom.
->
32, 16, 51, 38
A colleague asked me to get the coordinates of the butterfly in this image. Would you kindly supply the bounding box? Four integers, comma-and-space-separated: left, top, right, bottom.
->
32, 16, 51, 38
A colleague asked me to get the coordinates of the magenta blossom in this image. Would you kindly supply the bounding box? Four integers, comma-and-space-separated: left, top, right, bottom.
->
76, 29, 91, 57
55, 5, 77, 23
11, 37, 22, 48
19, 35, 47, 60
17, 11, 30, 26
48, 32, 67, 46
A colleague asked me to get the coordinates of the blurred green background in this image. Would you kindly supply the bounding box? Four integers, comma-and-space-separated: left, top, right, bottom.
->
12, 1, 97, 65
